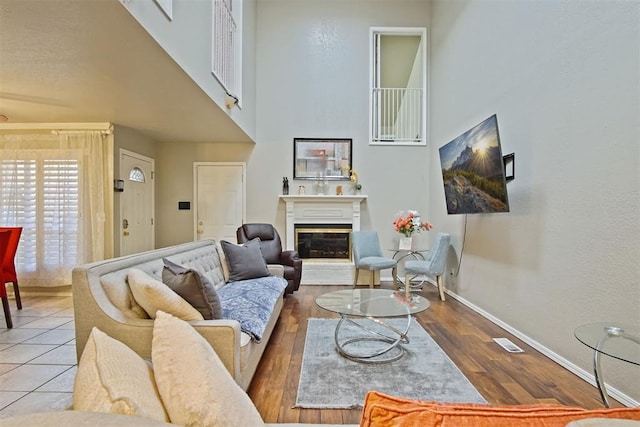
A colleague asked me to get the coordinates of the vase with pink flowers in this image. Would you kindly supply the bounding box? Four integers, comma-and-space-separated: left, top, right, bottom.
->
393, 210, 433, 249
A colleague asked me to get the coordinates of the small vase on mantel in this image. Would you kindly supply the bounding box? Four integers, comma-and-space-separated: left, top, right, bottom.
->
398, 235, 413, 250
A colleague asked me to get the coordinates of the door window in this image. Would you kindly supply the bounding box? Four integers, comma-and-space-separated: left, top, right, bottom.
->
129, 167, 145, 183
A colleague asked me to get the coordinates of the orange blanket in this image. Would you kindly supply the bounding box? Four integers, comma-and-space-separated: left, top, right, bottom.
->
360, 391, 640, 427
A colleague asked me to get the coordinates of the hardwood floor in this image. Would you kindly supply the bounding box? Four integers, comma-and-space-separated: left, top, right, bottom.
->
247, 284, 614, 424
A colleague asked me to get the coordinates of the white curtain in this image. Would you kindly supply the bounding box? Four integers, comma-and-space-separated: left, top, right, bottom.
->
0, 129, 114, 287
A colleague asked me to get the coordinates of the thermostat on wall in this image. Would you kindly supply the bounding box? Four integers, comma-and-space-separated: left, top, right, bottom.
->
178, 201, 191, 210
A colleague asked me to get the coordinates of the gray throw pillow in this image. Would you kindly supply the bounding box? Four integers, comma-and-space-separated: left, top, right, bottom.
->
220, 238, 270, 282
161, 258, 223, 320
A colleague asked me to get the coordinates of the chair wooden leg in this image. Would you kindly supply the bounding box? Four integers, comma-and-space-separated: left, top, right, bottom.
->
13, 281, 21, 310
2, 296, 12, 329
437, 274, 445, 301
369, 270, 374, 289
404, 273, 410, 295
391, 266, 398, 289
353, 268, 359, 288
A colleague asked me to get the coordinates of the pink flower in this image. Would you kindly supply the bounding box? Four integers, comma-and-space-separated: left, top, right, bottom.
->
393, 210, 433, 237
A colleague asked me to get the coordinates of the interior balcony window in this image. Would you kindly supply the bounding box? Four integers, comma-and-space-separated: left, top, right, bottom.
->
370, 27, 427, 146
212, 0, 243, 106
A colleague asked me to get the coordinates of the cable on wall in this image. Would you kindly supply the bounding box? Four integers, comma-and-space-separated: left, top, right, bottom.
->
450, 214, 468, 277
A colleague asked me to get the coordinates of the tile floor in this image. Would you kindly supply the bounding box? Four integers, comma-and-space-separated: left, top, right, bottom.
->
0, 295, 76, 419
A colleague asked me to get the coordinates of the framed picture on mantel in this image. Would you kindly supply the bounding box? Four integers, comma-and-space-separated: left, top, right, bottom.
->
293, 138, 352, 180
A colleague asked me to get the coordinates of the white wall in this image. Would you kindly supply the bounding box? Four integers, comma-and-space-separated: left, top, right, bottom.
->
155, 141, 253, 248
429, 0, 639, 402
253, 0, 431, 252
119, 0, 258, 141
146, 0, 639, 402
150, 0, 431, 252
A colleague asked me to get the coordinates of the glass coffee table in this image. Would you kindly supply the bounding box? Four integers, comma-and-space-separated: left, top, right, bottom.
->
316, 288, 430, 363
574, 322, 640, 407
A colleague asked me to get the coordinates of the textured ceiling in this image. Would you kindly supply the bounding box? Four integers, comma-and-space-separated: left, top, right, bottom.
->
0, 0, 251, 143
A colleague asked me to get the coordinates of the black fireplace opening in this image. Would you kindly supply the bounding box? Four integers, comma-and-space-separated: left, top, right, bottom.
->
295, 224, 351, 260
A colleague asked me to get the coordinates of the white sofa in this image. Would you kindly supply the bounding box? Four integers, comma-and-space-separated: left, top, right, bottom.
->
71, 239, 284, 391
0, 411, 358, 426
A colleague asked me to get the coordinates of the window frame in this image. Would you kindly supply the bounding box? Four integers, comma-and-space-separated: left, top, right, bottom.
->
369, 27, 428, 146
0, 149, 83, 274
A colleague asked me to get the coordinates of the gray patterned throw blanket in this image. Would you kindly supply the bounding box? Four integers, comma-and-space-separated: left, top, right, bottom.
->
217, 275, 287, 342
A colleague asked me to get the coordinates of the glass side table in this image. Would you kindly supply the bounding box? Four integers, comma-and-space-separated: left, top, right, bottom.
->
389, 249, 429, 289
574, 322, 640, 407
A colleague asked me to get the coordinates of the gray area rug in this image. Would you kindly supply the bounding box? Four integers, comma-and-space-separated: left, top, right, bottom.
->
295, 317, 486, 409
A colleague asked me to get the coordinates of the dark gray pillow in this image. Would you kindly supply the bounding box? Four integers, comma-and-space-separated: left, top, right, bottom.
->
161, 258, 223, 320
220, 238, 270, 282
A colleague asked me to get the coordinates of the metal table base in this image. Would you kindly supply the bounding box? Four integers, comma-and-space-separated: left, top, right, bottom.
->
334, 314, 411, 364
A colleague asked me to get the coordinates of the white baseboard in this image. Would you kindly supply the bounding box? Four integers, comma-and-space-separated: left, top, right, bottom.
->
5, 287, 72, 298
437, 284, 639, 408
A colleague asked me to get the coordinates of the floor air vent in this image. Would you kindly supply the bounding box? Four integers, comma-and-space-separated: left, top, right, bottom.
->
493, 338, 524, 353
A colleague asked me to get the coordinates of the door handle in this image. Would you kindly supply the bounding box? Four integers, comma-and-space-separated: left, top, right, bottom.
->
123, 219, 129, 229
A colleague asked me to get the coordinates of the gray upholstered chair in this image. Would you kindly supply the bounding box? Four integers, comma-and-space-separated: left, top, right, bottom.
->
351, 230, 398, 288
404, 233, 451, 301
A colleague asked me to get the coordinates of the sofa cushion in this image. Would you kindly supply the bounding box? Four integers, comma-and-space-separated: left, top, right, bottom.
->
100, 270, 150, 319
221, 238, 270, 282
73, 327, 168, 422
161, 258, 223, 320
359, 391, 640, 427
215, 241, 231, 282
152, 311, 265, 427
0, 411, 180, 426
164, 244, 227, 291
127, 268, 203, 321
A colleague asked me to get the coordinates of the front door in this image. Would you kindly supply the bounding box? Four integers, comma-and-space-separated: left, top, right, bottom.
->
120, 150, 155, 256
194, 163, 245, 243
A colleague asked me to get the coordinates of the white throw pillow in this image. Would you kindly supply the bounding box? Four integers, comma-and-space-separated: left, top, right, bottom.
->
152, 311, 265, 427
128, 268, 203, 321
73, 327, 169, 422
215, 241, 230, 282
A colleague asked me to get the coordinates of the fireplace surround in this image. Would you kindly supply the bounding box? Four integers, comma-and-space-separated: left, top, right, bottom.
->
279, 195, 367, 284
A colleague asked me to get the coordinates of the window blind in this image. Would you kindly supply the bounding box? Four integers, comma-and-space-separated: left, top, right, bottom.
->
0, 154, 80, 275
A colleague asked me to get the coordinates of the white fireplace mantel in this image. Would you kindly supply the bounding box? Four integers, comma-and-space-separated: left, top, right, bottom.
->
279, 195, 367, 251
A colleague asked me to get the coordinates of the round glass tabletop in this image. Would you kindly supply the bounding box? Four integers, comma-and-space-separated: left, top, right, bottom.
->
315, 288, 430, 318
574, 322, 640, 365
